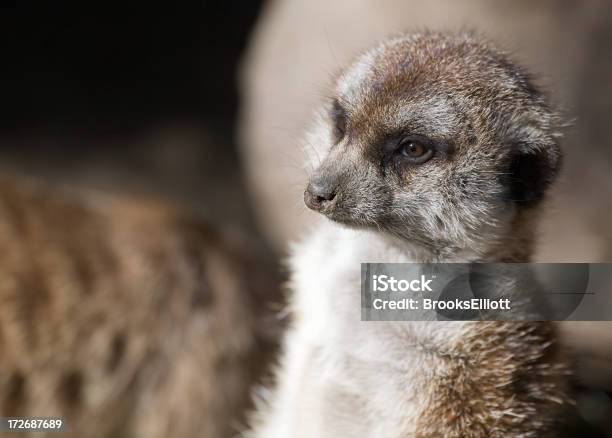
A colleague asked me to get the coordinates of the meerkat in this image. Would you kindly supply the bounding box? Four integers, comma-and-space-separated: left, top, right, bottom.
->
248, 32, 570, 437
0, 175, 282, 438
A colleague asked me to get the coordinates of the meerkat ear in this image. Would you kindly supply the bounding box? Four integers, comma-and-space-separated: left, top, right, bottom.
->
507, 141, 562, 205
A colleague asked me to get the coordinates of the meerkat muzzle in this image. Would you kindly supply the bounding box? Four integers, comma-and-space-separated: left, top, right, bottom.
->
304, 174, 338, 213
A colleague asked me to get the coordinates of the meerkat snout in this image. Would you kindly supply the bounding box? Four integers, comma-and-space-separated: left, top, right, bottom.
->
305, 32, 562, 255
304, 172, 338, 212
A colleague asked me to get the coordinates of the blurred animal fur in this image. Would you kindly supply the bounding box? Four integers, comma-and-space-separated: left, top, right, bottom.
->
0, 175, 281, 438
248, 32, 571, 437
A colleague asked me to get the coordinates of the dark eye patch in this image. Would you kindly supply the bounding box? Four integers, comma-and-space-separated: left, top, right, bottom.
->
397, 138, 434, 164
376, 133, 454, 174
330, 99, 347, 142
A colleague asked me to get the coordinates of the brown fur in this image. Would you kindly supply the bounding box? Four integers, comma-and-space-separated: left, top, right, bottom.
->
0, 175, 282, 438
415, 322, 569, 437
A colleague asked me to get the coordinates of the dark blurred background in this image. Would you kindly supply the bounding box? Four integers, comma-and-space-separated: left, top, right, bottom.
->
0, 2, 264, 233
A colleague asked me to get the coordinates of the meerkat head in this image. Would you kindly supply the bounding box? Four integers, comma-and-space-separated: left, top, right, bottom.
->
303, 32, 562, 258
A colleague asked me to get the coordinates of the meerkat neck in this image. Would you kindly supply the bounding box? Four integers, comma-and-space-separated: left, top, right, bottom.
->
375, 208, 540, 264
480, 209, 540, 263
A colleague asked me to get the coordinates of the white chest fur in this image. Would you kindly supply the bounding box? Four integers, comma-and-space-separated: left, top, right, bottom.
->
250, 220, 469, 438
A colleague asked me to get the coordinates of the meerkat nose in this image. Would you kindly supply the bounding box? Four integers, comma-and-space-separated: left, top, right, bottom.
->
304, 174, 337, 212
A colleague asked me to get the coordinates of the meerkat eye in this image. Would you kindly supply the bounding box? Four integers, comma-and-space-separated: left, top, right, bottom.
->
397, 138, 434, 164
331, 99, 347, 141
